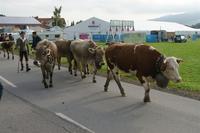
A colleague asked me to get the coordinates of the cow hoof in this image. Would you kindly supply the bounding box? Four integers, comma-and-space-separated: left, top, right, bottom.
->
12, 57, 14, 60
104, 88, 108, 92
93, 80, 96, 83
143, 97, 151, 103
44, 85, 49, 88
49, 84, 53, 88
82, 75, 86, 79
121, 93, 126, 97
74, 73, 77, 76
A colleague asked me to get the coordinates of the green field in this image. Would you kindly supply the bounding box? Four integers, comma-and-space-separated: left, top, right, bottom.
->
96, 40, 200, 91
147, 40, 200, 91
40, 40, 200, 91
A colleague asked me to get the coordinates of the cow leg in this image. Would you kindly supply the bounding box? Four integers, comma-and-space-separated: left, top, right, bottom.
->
136, 73, 151, 102
7, 50, 9, 59
73, 60, 77, 76
45, 70, 49, 79
57, 56, 61, 70
104, 68, 112, 92
41, 68, 48, 88
92, 66, 97, 83
67, 57, 73, 75
143, 81, 151, 102
110, 69, 126, 97
3, 49, 5, 58
11, 49, 14, 60
81, 63, 86, 79
86, 64, 90, 74
49, 71, 53, 87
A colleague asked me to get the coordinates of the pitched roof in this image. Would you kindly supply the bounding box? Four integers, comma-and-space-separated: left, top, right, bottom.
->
0, 16, 41, 25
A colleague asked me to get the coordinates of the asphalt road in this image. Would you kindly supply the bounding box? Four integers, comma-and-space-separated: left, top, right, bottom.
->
1, 56, 200, 133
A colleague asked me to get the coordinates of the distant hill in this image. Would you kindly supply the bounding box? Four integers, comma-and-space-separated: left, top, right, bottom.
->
151, 12, 200, 26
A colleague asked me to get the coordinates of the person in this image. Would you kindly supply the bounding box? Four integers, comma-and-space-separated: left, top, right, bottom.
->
0, 82, 3, 100
8, 33, 14, 41
16, 31, 31, 72
32, 31, 41, 50
0, 33, 4, 42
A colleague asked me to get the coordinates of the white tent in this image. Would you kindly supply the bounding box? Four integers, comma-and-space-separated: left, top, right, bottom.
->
134, 20, 200, 35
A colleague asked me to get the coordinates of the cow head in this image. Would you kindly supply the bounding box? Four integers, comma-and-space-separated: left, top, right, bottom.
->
161, 57, 183, 83
35, 46, 53, 66
88, 47, 105, 69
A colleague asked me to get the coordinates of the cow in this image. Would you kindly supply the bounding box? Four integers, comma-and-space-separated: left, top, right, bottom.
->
104, 43, 183, 102
33, 39, 57, 88
1, 36, 15, 60
54, 39, 75, 75
70, 39, 105, 83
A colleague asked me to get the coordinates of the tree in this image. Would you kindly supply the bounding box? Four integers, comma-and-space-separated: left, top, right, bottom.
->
52, 6, 66, 28
76, 20, 82, 24
191, 23, 200, 29
70, 21, 75, 26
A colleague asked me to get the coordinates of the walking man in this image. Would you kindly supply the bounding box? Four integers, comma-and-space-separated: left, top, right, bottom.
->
32, 31, 41, 50
16, 31, 31, 72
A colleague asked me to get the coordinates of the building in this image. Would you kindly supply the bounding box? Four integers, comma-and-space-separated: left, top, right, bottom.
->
64, 17, 110, 40
0, 16, 41, 33
35, 16, 66, 29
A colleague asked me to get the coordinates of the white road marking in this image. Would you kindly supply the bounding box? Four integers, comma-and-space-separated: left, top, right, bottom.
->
0, 75, 17, 88
55, 112, 95, 133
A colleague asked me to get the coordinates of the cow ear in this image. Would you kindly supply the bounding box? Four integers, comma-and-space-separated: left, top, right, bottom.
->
176, 58, 183, 64
88, 48, 96, 54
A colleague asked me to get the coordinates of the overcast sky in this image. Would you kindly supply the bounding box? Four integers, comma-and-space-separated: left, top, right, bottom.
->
1, 0, 200, 25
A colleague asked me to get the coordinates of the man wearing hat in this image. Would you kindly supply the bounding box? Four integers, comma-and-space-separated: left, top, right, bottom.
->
16, 31, 31, 72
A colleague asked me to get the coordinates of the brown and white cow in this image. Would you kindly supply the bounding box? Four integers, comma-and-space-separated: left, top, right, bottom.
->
34, 39, 57, 88
104, 43, 183, 102
54, 39, 75, 75
70, 39, 105, 83
1, 36, 15, 60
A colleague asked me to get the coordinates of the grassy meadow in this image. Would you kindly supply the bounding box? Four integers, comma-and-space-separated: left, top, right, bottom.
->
57, 40, 200, 91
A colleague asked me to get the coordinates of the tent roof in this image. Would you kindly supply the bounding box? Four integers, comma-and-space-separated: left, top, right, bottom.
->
134, 20, 200, 32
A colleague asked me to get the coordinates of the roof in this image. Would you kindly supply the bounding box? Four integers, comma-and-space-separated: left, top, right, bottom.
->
0, 16, 41, 25
64, 17, 110, 33
134, 20, 200, 32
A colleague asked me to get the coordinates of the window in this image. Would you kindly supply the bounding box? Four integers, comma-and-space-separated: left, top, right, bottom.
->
55, 34, 60, 38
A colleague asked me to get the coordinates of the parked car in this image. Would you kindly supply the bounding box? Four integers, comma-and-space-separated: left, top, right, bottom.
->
174, 35, 187, 43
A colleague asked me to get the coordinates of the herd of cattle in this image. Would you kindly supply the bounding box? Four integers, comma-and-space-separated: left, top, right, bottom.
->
1, 38, 183, 102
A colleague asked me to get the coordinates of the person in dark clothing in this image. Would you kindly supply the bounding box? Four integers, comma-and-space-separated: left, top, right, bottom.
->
32, 32, 41, 50
0, 34, 4, 42
16, 31, 31, 72
0, 82, 3, 100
